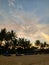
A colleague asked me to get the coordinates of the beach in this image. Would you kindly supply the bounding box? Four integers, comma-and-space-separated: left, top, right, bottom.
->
0, 54, 49, 65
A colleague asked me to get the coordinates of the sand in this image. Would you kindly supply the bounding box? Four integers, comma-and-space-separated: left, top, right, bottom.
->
0, 54, 49, 65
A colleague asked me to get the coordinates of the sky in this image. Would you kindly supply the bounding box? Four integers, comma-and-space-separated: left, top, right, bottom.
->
0, 0, 49, 44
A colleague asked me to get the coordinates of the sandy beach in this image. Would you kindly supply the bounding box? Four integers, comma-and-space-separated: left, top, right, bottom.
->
0, 54, 49, 65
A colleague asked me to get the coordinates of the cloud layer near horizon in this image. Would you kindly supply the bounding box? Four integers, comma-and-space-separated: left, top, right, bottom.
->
0, 0, 49, 43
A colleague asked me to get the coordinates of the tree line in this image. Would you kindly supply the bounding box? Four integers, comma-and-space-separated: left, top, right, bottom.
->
0, 28, 49, 56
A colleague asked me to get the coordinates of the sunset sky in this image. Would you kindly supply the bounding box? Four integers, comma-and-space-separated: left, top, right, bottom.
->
0, 0, 49, 43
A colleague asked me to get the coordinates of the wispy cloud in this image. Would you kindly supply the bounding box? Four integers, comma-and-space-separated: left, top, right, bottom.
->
41, 32, 49, 43
8, 0, 16, 7
0, 7, 49, 43
0, 0, 49, 43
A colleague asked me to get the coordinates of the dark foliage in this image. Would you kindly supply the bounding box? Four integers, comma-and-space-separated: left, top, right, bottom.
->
0, 28, 49, 55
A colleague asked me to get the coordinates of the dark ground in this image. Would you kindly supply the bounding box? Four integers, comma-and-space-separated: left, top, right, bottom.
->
0, 54, 49, 65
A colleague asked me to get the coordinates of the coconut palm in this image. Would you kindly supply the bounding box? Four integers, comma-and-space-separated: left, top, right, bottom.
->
35, 40, 41, 47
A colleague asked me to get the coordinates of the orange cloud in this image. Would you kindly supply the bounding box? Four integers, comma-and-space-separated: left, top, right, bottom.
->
41, 32, 49, 43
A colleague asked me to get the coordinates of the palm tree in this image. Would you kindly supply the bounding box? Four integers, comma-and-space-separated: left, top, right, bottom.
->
40, 43, 44, 49
43, 42, 47, 47
25, 40, 31, 48
0, 28, 6, 41
35, 40, 41, 47
11, 30, 16, 39
17, 38, 31, 48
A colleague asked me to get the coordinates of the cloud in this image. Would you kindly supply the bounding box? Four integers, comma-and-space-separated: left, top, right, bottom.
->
41, 32, 49, 43
8, 7, 42, 40
8, 0, 16, 7
0, 0, 49, 44
0, 9, 49, 44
